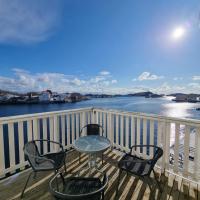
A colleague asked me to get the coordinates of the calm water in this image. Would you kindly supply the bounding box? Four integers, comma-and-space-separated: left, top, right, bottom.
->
1, 96, 200, 119
1, 96, 199, 169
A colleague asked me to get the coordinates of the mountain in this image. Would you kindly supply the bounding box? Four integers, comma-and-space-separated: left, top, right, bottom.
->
127, 92, 163, 98
0, 89, 22, 96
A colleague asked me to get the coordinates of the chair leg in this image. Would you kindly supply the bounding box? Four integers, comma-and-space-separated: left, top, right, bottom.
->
33, 172, 37, 179
54, 170, 59, 191
115, 169, 122, 199
63, 159, 67, 173
144, 177, 153, 192
21, 171, 33, 198
79, 152, 81, 163
60, 172, 65, 185
153, 169, 162, 192
102, 190, 105, 200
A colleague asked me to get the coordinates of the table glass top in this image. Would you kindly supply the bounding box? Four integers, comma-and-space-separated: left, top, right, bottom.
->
73, 135, 111, 153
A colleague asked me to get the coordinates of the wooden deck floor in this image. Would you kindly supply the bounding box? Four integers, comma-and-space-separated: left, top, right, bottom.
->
0, 149, 199, 200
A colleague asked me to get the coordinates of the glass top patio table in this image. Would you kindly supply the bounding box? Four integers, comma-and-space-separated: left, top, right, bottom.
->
73, 135, 111, 154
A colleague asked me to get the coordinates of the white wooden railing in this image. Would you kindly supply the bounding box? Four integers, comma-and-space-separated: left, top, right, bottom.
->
0, 107, 93, 178
0, 107, 200, 183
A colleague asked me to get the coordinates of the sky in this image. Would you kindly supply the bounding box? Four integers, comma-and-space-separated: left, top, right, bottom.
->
0, 0, 200, 94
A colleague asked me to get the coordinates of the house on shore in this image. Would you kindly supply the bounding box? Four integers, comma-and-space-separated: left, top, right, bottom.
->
173, 94, 200, 103
39, 90, 52, 102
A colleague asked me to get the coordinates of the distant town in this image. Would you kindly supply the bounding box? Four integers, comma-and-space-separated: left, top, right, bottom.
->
0, 89, 89, 105
0, 90, 200, 105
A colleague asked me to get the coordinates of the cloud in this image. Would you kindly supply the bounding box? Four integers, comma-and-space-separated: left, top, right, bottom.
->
99, 71, 110, 76
0, 68, 119, 93
90, 76, 105, 83
134, 72, 164, 81
111, 80, 117, 84
192, 76, 200, 81
188, 82, 200, 89
173, 77, 183, 81
1, 68, 200, 95
0, 0, 62, 44
151, 82, 186, 94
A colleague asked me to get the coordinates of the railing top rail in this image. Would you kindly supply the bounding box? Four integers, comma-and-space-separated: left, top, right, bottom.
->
93, 107, 200, 126
0, 107, 93, 124
1, 106, 200, 127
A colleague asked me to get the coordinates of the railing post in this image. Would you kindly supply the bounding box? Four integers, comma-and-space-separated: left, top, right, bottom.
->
173, 123, 180, 173
103, 112, 107, 137
194, 127, 200, 180
53, 115, 60, 151
43, 118, 48, 153
18, 121, 25, 167
130, 116, 135, 148
75, 113, 80, 139
61, 115, 66, 148
8, 123, 15, 172
0, 124, 5, 178
66, 114, 71, 147
27, 120, 33, 142
107, 113, 114, 144
161, 120, 171, 173
49, 117, 54, 150
33, 118, 39, 140
92, 108, 95, 124
183, 125, 190, 177
125, 116, 129, 152
81, 111, 87, 136
157, 120, 163, 167
71, 114, 75, 143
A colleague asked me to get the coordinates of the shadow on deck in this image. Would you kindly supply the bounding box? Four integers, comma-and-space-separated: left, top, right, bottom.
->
0, 150, 199, 200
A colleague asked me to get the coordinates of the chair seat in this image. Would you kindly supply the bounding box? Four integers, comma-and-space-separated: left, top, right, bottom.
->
118, 154, 151, 176
61, 177, 102, 200
44, 152, 65, 170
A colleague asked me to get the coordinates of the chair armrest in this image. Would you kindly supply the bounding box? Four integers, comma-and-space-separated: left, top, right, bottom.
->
34, 139, 64, 152
80, 125, 88, 135
27, 154, 55, 165
121, 158, 152, 164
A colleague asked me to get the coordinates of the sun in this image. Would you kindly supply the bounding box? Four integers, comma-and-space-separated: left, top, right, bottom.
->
171, 26, 185, 40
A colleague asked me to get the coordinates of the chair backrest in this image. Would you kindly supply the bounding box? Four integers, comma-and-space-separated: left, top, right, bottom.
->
81, 124, 103, 136
149, 146, 163, 171
23, 141, 41, 170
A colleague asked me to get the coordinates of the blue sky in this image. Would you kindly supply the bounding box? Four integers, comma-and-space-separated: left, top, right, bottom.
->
0, 0, 200, 94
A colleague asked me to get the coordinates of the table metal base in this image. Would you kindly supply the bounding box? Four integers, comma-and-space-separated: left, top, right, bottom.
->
78, 153, 103, 176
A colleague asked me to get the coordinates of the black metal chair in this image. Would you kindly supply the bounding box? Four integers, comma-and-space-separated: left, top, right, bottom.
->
116, 145, 163, 198
79, 124, 104, 164
21, 139, 66, 198
49, 173, 108, 200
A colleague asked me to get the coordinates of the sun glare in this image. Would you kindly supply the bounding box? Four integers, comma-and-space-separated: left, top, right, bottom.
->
171, 26, 185, 40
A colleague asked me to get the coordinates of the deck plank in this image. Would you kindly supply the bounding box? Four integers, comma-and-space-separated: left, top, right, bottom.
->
197, 183, 200, 200
0, 150, 198, 200
169, 175, 182, 200
179, 179, 189, 200
189, 181, 198, 200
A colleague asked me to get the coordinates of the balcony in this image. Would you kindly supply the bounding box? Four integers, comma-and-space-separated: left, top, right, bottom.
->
0, 107, 200, 199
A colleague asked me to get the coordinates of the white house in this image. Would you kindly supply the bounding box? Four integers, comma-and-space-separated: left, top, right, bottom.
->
39, 90, 52, 102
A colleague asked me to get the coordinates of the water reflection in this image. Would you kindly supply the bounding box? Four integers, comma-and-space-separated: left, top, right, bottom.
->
162, 102, 197, 118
